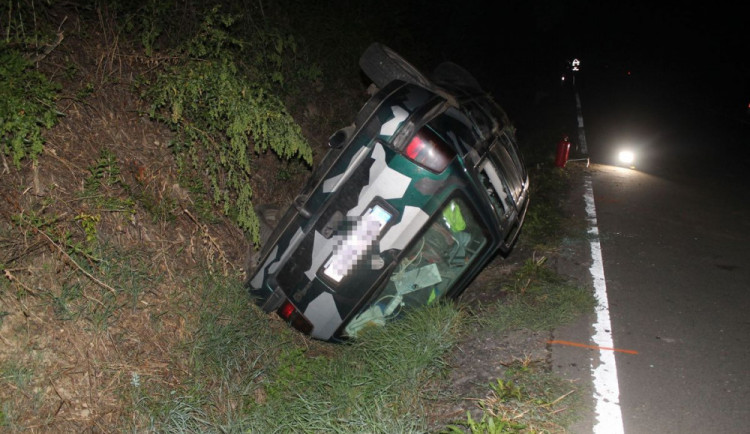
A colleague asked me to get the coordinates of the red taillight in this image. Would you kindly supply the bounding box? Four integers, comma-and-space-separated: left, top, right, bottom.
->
279, 301, 295, 320
402, 128, 455, 172
405, 136, 425, 159
276, 300, 314, 335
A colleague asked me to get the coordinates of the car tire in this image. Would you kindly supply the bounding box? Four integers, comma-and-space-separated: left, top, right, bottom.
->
359, 43, 433, 89
432, 61, 484, 93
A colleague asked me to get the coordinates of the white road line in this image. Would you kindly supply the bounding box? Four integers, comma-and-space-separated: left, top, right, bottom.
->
584, 175, 624, 434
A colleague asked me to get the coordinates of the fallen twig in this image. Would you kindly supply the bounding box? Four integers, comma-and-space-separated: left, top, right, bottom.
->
3, 269, 39, 296
30, 29, 65, 64
35, 228, 118, 294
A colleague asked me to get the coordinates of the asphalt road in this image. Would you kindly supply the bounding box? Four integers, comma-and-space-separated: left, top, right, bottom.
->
552, 88, 750, 432
593, 162, 749, 433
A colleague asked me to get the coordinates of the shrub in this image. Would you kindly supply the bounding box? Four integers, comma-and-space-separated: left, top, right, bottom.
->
0, 48, 60, 168
145, 7, 313, 242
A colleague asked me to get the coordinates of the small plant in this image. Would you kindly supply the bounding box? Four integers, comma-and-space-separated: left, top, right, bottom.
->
74, 213, 101, 245
0, 48, 61, 168
444, 411, 526, 434
84, 149, 122, 192
490, 378, 523, 402
81, 149, 136, 214
447, 361, 578, 433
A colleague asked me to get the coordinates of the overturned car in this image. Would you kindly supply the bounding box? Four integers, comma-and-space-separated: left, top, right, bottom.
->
246, 43, 529, 342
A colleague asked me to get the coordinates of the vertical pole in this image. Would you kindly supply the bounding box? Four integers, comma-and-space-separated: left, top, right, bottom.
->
574, 80, 589, 155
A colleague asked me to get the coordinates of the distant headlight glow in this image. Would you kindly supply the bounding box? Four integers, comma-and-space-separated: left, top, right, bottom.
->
618, 150, 635, 165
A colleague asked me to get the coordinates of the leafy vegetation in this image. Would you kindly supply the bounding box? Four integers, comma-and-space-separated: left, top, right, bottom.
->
0, 48, 60, 168
142, 5, 316, 243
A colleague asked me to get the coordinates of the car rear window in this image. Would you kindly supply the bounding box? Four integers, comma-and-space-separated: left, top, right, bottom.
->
403, 127, 456, 172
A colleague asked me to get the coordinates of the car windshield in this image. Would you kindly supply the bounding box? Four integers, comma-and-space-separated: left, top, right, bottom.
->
344, 197, 487, 337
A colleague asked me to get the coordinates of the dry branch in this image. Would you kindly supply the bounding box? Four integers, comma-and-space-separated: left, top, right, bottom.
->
34, 227, 118, 294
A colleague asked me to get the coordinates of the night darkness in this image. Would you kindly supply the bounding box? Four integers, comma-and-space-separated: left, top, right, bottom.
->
402, 1, 750, 171
410, 2, 749, 113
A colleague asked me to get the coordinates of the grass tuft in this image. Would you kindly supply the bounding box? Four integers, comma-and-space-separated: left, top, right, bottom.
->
480, 256, 596, 332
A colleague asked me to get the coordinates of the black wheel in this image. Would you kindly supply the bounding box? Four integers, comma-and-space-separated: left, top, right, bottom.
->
359, 43, 433, 89
432, 61, 484, 93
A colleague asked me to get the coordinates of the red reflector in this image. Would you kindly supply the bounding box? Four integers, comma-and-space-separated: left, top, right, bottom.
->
279, 301, 295, 320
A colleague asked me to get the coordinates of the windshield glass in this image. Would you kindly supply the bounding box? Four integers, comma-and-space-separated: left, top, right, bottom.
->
344, 197, 487, 337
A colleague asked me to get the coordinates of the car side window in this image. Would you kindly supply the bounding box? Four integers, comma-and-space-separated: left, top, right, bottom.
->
428, 109, 478, 153
499, 132, 526, 179
476, 98, 505, 134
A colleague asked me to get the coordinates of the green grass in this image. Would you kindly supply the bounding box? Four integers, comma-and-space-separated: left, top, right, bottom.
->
0, 358, 44, 431
520, 166, 575, 250
479, 257, 596, 333
120, 263, 590, 432
123, 274, 465, 432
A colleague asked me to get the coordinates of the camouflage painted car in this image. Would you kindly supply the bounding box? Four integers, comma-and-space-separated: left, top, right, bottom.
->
246, 43, 529, 342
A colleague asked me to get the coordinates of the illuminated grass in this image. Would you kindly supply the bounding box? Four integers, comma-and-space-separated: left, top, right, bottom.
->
480, 257, 596, 332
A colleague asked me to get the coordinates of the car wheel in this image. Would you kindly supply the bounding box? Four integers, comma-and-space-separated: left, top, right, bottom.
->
359, 43, 433, 89
432, 61, 484, 93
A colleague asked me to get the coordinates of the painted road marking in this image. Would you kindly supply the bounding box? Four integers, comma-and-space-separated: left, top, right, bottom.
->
584, 175, 625, 434
547, 340, 638, 355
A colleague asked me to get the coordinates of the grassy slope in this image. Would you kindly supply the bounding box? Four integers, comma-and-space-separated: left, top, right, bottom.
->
0, 3, 592, 432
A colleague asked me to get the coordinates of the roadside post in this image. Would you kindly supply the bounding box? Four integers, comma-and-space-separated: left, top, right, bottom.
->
565, 58, 590, 167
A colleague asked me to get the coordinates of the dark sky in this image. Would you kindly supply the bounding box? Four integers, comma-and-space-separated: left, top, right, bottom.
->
408, 2, 748, 114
